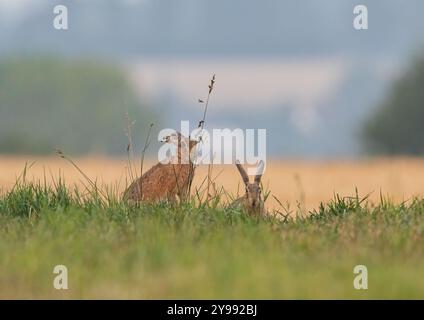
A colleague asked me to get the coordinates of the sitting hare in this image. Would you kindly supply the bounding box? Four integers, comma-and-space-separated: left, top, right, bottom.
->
230, 160, 265, 216
123, 132, 198, 203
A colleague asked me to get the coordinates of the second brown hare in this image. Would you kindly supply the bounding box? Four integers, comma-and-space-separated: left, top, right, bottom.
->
231, 160, 265, 216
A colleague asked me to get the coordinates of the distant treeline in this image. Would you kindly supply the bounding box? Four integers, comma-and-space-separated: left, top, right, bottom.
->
0, 58, 157, 155
362, 52, 424, 155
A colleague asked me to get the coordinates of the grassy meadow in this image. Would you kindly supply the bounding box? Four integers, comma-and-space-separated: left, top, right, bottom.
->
2, 156, 424, 210
0, 156, 423, 299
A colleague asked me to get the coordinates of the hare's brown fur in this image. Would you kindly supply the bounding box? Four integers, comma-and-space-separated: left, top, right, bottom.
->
231, 160, 265, 216
123, 133, 198, 203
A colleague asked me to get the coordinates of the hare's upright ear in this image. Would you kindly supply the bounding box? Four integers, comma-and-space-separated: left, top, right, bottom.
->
235, 160, 249, 186
254, 160, 264, 184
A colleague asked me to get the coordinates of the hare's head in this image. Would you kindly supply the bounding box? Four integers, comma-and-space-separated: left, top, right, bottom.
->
161, 132, 199, 163
235, 160, 264, 213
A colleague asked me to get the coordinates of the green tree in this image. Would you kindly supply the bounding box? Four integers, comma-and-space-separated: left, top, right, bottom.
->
362, 53, 424, 155
0, 58, 157, 154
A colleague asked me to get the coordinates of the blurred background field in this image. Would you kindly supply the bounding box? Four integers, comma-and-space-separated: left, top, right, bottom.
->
1, 0, 424, 158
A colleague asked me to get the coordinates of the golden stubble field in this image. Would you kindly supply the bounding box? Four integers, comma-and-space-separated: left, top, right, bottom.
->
1, 155, 424, 212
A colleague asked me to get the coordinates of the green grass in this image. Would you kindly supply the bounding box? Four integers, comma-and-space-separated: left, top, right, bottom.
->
0, 177, 423, 299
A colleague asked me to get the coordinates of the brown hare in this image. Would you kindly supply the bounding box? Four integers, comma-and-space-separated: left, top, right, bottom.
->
230, 160, 265, 216
123, 132, 198, 203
